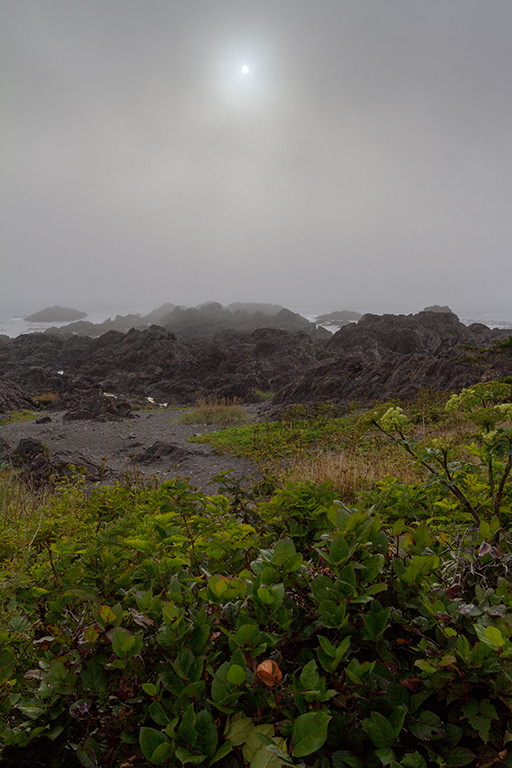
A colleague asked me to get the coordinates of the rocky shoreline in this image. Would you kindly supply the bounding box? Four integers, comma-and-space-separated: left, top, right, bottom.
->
1, 309, 511, 489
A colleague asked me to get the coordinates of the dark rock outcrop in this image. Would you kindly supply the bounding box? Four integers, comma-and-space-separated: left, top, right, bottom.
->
61, 390, 133, 422
8, 437, 103, 485
135, 441, 195, 465
274, 312, 512, 406
1, 310, 511, 411
0, 380, 40, 415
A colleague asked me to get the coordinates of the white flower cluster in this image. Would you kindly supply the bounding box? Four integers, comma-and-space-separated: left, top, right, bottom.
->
380, 406, 409, 433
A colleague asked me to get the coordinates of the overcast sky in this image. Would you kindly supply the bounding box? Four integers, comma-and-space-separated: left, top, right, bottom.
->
2, 0, 511, 316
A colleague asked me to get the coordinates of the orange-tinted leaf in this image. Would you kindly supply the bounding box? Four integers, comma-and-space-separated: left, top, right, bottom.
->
256, 660, 283, 687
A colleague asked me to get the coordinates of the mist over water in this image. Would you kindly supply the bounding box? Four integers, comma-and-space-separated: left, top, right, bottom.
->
1, 301, 511, 339
2, 2, 512, 316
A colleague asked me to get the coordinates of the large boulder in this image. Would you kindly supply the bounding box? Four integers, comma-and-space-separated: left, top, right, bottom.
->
8, 438, 103, 485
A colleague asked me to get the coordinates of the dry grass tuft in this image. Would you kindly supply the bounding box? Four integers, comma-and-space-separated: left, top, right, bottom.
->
33, 392, 60, 405
178, 397, 249, 426
282, 445, 419, 503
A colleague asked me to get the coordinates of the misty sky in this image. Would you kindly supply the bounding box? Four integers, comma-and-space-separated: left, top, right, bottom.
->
2, 0, 511, 316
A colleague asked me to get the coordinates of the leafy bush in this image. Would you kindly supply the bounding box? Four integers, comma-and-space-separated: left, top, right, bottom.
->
2, 475, 512, 767
358, 382, 512, 528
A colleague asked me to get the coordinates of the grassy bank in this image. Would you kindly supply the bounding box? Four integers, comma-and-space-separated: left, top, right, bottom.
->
1, 383, 512, 767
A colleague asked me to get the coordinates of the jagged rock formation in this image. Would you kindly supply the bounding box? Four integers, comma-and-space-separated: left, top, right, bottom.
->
1, 311, 511, 412
0, 325, 327, 406
0, 380, 39, 415
42, 303, 329, 341
273, 312, 512, 406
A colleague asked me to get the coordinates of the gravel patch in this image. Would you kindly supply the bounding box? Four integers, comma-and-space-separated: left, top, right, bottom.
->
0, 408, 262, 493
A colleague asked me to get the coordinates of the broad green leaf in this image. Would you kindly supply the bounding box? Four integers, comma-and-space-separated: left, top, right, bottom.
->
210, 741, 233, 765
16, 705, 45, 719
485, 626, 505, 648
50, 660, 67, 682
150, 701, 172, 727
196, 709, 218, 760
375, 747, 394, 766
414, 659, 437, 675
257, 734, 296, 766
317, 636, 336, 658
235, 624, 261, 647
257, 587, 275, 605
444, 747, 476, 767
292, 711, 331, 757
407, 711, 444, 741
461, 698, 497, 743
140, 728, 172, 764
300, 660, 320, 690
362, 712, 396, 748
227, 664, 246, 686
479, 699, 498, 720
389, 705, 407, 737
401, 555, 440, 586
111, 628, 142, 659
179, 704, 198, 747
362, 607, 391, 639
251, 739, 286, 768
243, 725, 274, 763
175, 747, 207, 764
142, 683, 158, 697
224, 712, 254, 746
76, 737, 102, 768
401, 753, 427, 768
329, 536, 349, 564
99, 605, 117, 625
272, 538, 296, 565
283, 553, 303, 573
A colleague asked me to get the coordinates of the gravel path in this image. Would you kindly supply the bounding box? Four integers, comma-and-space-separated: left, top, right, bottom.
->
0, 408, 262, 493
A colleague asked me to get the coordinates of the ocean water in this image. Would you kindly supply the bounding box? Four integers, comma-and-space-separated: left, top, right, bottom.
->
0, 305, 154, 339
0, 304, 511, 339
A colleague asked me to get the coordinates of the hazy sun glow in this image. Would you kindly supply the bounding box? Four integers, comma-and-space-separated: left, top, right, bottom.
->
241, 65, 249, 74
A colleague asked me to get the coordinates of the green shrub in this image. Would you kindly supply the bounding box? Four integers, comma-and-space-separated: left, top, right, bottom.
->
2, 476, 512, 766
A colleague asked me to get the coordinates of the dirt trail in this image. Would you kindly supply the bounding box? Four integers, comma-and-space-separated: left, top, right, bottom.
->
0, 408, 261, 493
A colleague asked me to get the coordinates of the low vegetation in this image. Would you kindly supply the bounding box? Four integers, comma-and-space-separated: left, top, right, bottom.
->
32, 393, 61, 406
0, 410, 41, 426
178, 398, 249, 426
1, 382, 512, 767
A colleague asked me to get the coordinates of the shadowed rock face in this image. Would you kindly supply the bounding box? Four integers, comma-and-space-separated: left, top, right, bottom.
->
0, 380, 39, 415
273, 312, 512, 406
1, 312, 511, 410
7, 437, 103, 486
0, 324, 327, 406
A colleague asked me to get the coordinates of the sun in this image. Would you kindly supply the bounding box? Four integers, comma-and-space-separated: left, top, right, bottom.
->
241, 65, 249, 74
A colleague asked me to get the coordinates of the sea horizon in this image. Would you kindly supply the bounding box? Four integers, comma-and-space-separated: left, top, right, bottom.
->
1, 302, 511, 339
